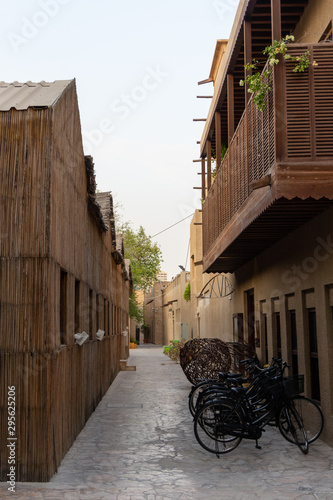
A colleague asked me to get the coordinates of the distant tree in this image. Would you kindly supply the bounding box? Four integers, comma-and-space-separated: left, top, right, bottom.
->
120, 222, 163, 323
129, 293, 144, 323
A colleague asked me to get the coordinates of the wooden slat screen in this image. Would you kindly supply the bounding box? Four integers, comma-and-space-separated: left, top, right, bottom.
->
285, 46, 312, 158
313, 45, 333, 157
285, 44, 333, 159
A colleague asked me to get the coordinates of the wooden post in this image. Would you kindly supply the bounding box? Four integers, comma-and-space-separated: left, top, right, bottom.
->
215, 111, 221, 170
201, 158, 206, 201
244, 20, 252, 103
271, 0, 281, 42
207, 140, 212, 191
271, 0, 286, 162
227, 74, 234, 146
244, 21, 252, 195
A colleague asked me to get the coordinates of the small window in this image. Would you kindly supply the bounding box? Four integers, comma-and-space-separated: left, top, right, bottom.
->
233, 313, 243, 343
308, 308, 320, 402
290, 310, 298, 376
263, 314, 268, 365
104, 298, 109, 336
108, 301, 110, 336
275, 312, 282, 359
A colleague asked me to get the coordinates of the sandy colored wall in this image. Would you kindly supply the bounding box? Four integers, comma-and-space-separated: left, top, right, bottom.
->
191, 206, 333, 446
162, 272, 191, 345
293, 0, 333, 42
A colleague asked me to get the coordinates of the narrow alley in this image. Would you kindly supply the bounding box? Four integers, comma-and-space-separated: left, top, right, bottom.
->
3, 346, 333, 500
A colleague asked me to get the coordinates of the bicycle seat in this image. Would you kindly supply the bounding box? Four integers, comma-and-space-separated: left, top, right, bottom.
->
218, 372, 242, 379
231, 386, 248, 395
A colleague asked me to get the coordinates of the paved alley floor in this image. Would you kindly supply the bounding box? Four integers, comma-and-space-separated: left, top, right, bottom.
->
2, 346, 333, 500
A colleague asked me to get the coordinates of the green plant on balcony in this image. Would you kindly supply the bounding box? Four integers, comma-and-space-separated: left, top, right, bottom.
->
211, 140, 228, 178
239, 35, 318, 111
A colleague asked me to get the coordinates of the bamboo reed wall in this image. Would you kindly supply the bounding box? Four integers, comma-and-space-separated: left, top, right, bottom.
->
0, 80, 130, 481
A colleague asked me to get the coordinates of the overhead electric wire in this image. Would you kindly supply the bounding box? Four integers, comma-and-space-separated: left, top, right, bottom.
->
151, 212, 195, 238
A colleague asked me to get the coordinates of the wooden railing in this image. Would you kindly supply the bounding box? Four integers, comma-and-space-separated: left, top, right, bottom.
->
203, 43, 333, 257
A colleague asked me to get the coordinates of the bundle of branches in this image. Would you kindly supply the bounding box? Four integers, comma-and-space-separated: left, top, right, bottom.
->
179, 338, 232, 385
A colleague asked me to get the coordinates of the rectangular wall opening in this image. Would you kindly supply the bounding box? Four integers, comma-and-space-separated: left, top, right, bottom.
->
89, 289, 93, 339
96, 294, 100, 332
308, 308, 320, 402
60, 269, 68, 345
75, 279, 80, 333
290, 309, 298, 375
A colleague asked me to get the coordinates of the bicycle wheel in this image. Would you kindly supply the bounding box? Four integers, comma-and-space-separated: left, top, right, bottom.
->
278, 403, 308, 454
194, 399, 243, 455
194, 387, 236, 419
189, 381, 215, 416
278, 396, 324, 444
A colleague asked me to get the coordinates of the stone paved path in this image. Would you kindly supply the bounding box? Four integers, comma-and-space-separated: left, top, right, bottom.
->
1, 346, 333, 499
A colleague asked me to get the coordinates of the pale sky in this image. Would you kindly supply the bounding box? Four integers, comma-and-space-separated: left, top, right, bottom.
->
1, 0, 238, 279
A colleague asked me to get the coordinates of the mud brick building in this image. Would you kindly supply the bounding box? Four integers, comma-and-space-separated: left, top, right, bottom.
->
194, 0, 333, 446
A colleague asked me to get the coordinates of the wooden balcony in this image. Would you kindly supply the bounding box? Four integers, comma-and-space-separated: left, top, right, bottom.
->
203, 43, 333, 273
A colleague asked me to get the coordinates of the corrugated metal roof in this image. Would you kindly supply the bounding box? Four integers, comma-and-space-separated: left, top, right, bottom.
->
0, 80, 73, 111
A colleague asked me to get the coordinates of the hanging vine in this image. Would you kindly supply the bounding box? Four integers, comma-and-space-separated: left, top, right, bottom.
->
239, 35, 318, 111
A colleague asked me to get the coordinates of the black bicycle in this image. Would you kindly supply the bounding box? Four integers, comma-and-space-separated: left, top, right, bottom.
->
189, 357, 260, 417
193, 363, 323, 456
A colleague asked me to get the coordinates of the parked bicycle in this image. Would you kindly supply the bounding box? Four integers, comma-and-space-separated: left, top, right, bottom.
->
192, 358, 324, 456
189, 356, 260, 417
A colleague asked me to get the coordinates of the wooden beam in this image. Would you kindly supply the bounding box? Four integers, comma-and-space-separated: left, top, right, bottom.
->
198, 78, 213, 85
250, 175, 271, 191
207, 139, 212, 191
271, 0, 281, 42
227, 74, 234, 146
193, 119, 207, 122
215, 111, 221, 169
201, 158, 206, 201
197, 96, 213, 98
